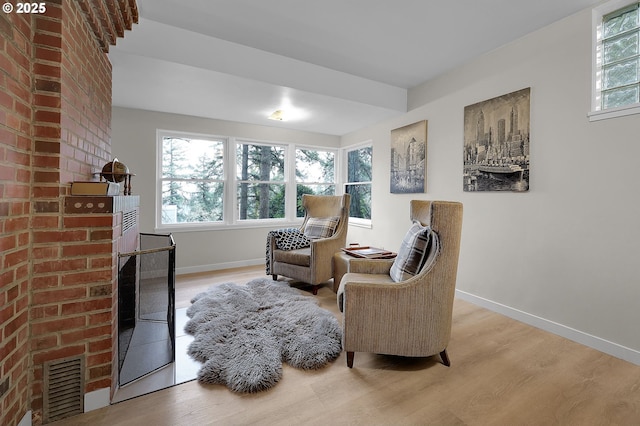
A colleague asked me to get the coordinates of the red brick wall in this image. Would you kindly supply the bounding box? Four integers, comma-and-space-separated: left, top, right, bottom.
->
60, 0, 116, 398
30, 2, 116, 424
60, 0, 112, 183
1, 1, 137, 424
0, 10, 33, 426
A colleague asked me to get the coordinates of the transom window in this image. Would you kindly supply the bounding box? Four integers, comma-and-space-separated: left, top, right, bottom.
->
601, 3, 639, 108
592, 1, 640, 119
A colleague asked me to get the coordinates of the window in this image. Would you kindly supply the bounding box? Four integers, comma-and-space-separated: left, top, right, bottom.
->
344, 143, 372, 223
160, 134, 225, 225
157, 130, 338, 230
236, 142, 286, 220
591, 1, 640, 120
295, 148, 335, 217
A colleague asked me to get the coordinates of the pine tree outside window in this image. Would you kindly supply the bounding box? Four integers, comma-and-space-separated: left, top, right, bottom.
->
160, 134, 225, 225
295, 148, 336, 217
236, 142, 286, 220
344, 144, 372, 223
157, 131, 342, 230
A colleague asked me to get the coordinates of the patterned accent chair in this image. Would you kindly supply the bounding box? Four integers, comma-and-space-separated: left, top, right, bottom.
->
337, 200, 463, 367
269, 194, 350, 294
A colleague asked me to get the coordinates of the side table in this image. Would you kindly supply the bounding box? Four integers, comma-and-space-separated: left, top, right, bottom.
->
332, 248, 397, 293
332, 252, 352, 293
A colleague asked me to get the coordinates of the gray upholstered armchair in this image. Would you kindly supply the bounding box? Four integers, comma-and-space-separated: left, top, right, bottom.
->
337, 200, 463, 367
268, 194, 350, 294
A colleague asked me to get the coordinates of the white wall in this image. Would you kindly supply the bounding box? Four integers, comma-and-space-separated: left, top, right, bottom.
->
343, 8, 640, 361
111, 108, 340, 273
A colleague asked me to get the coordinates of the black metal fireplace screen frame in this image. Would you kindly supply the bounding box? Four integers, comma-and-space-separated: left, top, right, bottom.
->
117, 233, 176, 386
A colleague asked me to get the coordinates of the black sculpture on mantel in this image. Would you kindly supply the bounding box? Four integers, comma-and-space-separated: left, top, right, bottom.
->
99, 158, 135, 195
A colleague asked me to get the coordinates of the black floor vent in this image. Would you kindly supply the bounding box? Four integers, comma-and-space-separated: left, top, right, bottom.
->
43, 355, 85, 423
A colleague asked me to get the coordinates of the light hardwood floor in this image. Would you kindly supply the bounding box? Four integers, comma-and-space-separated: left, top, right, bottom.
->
52, 266, 640, 425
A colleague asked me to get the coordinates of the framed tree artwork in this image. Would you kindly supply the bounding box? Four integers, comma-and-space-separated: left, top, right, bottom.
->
463, 88, 530, 192
390, 120, 427, 193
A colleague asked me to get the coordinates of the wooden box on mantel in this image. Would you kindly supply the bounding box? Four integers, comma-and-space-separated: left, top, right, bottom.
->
64, 195, 139, 215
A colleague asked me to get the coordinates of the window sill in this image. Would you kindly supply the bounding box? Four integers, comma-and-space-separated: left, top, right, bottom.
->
155, 219, 304, 234
349, 218, 372, 229
158, 217, 371, 233
588, 103, 640, 122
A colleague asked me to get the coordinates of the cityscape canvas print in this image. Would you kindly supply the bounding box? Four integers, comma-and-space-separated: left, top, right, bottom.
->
390, 120, 427, 193
463, 88, 530, 192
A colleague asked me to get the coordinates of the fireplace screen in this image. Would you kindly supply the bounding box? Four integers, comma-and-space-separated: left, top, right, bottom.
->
118, 233, 176, 386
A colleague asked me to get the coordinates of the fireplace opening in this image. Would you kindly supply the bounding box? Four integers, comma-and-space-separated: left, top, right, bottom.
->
117, 233, 176, 386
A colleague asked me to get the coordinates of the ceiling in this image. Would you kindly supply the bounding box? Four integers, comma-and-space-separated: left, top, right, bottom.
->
109, 0, 602, 136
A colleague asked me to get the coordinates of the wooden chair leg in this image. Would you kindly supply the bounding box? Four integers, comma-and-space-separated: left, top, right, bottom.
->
272, 274, 277, 280
440, 349, 451, 367
312, 285, 319, 295
347, 351, 354, 368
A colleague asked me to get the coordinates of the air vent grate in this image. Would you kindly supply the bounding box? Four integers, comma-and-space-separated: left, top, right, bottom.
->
43, 356, 85, 423
122, 209, 137, 233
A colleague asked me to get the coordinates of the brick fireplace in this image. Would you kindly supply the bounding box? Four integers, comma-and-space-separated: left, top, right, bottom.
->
0, 1, 139, 425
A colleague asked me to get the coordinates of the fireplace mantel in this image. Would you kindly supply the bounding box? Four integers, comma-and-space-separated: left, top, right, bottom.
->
64, 195, 140, 215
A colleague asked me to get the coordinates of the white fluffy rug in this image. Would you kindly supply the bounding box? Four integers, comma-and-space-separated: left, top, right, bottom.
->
184, 278, 342, 393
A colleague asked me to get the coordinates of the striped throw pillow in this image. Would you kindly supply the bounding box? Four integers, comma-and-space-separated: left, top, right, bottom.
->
303, 216, 340, 238
390, 221, 433, 282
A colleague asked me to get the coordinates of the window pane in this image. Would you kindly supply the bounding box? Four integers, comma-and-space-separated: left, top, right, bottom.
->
603, 85, 640, 108
346, 183, 371, 220
604, 6, 639, 38
347, 147, 372, 183
604, 59, 639, 89
236, 143, 285, 181
161, 181, 223, 224
296, 149, 335, 183
604, 32, 638, 64
296, 184, 335, 217
237, 183, 285, 219
162, 137, 224, 180
598, 4, 640, 111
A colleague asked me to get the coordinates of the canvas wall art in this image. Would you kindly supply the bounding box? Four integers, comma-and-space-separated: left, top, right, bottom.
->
463, 88, 530, 192
390, 120, 427, 193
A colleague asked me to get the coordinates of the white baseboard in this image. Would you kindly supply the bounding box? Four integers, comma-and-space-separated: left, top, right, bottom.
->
84, 387, 110, 412
455, 289, 640, 366
176, 258, 263, 276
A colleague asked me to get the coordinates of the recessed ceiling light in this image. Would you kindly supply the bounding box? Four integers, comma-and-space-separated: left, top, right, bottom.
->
268, 110, 285, 121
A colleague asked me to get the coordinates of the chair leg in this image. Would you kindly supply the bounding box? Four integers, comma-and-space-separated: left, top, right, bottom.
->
347, 351, 354, 368
272, 274, 277, 281
440, 349, 451, 367
312, 285, 319, 295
